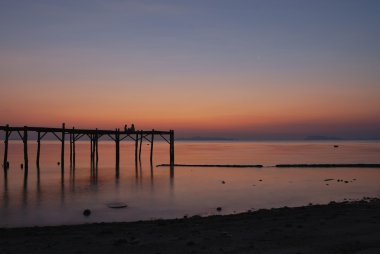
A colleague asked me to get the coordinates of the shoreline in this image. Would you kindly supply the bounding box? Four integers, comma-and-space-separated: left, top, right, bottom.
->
1, 198, 379, 253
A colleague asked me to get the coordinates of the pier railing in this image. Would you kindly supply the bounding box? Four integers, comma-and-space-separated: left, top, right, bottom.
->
0, 124, 174, 179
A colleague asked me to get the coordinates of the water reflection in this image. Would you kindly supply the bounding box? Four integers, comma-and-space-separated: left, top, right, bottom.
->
36, 170, 42, 207
2, 141, 380, 228
22, 179, 28, 209
1, 162, 174, 222
2, 176, 9, 209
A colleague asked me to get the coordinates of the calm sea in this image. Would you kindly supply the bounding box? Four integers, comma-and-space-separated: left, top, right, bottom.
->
1, 140, 380, 227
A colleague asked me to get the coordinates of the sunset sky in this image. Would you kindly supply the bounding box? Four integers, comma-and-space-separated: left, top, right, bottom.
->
1, 0, 379, 139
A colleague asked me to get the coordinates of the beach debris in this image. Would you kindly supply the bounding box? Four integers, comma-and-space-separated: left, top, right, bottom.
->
334, 145, 339, 148
221, 180, 226, 184
216, 207, 222, 212
344, 181, 349, 183
83, 209, 91, 216
324, 178, 334, 181
259, 179, 263, 182
57, 161, 60, 165
20, 163, 23, 169
107, 202, 128, 209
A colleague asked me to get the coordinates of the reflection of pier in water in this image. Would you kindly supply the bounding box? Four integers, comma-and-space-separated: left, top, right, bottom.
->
1, 124, 175, 182
0, 162, 174, 214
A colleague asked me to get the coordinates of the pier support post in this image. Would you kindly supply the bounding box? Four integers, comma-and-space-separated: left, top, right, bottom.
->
115, 129, 120, 175
139, 132, 143, 161
150, 129, 154, 165
69, 132, 72, 168
36, 131, 41, 170
135, 132, 138, 165
95, 129, 99, 166
169, 130, 174, 177
3, 124, 9, 176
90, 134, 93, 167
61, 123, 65, 179
23, 126, 28, 182
72, 127, 76, 169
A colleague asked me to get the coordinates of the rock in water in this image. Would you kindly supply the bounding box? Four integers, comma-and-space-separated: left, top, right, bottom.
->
83, 209, 91, 216
216, 207, 222, 212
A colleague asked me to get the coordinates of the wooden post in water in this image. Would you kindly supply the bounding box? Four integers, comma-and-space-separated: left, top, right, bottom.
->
69, 132, 73, 168
169, 130, 174, 177
115, 129, 120, 174
135, 132, 138, 165
150, 129, 154, 165
92, 134, 96, 168
72, 127, 76, 168
139, 132, 143, 161
23, 126, 29, 181
61, 123, 65, 177
3, 124, 9, 175
36, 131, 41, 169
95, 129, 99, 166
90, 134, 93, 167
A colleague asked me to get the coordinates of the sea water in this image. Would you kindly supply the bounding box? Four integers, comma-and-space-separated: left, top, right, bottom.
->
1, 140, 380, 227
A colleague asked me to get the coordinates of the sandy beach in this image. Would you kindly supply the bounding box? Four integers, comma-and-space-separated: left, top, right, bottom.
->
1, 198, 379, 254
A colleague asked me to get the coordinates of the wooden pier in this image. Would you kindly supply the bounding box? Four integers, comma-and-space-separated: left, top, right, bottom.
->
0, 124, 174, 179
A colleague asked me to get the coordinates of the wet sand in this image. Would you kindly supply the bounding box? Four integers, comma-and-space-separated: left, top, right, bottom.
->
1, 198, 379, 254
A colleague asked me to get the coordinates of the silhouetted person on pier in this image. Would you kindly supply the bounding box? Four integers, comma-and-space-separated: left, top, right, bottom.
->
130, 124, 135, 132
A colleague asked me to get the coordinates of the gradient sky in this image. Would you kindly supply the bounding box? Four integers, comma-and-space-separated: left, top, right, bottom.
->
1, 0, 379, 139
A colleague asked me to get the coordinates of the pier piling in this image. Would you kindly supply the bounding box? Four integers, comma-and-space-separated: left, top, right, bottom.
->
95, 130, 98, 166
61, 123, 65, 177
69, 132, 72, 168
72, 127, 76, 168
150, 129, 154, 165
3, 124, 9, 176
169, 130, 174, 177
36, 131, 41, 169
0, 124, 174, 178
135, 133, 138, 165
115, 129, 120, 174
139, 132, 143, 161
23, 126, 28, 182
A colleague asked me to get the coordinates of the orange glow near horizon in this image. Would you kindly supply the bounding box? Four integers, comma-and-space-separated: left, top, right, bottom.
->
2, 73, 380, 137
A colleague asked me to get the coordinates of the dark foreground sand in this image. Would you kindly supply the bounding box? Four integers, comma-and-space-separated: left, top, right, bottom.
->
1, 199, 380, 254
